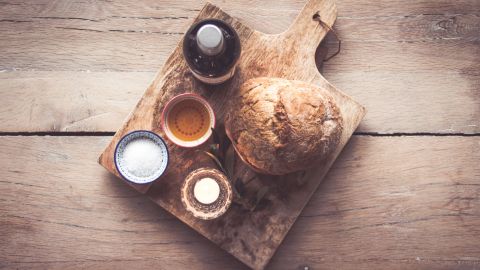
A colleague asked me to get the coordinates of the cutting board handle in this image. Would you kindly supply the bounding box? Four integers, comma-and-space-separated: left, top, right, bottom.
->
283, 0, 337, 54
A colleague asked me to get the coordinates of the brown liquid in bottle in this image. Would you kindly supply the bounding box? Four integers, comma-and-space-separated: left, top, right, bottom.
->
183, 19, 241, 85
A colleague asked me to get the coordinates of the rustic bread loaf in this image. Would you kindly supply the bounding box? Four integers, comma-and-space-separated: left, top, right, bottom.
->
225, 77, 343, 175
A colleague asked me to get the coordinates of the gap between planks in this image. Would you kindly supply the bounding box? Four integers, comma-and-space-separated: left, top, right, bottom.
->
0, 132, 478, 137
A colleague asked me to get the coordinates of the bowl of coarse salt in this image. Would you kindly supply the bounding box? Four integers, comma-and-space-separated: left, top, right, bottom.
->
114, 130, 169, 184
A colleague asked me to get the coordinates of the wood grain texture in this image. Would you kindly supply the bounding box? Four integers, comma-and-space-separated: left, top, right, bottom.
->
2, 14, 478, 72
0, 0, 479, 269
0, 0, 479, 133
96, 1, 364, 268
1, 69, 477, 134
1, 136, 479, 269
0, 71, 152, 132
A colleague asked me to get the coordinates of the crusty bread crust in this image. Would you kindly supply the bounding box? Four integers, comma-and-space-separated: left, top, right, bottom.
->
225, 77, 343, 175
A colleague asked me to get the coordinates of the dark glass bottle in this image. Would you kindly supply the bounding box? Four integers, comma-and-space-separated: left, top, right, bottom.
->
183, 19, 241, 85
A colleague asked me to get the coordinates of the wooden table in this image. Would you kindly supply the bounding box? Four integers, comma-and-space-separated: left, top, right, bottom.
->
1, 1, 479, 269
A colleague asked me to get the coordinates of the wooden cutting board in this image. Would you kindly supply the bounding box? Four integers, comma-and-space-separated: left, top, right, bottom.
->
98, 0, 365, 269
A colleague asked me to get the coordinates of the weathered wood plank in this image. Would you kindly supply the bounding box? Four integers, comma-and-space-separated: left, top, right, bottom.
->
1, 68, 478, 134
1, 136, 479, 269
1, 15, 478, 72
1, 0, 478, 73
2, 8, 479, 42
0, 71, 153, 132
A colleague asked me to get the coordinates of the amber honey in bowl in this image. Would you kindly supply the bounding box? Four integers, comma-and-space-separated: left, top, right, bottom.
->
162, 93, 215, 147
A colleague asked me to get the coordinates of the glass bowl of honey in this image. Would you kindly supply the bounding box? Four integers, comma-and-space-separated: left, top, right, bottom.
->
161, 93, 215, 148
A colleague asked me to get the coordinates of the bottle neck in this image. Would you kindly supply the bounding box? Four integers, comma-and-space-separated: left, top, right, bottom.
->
196, 24, 225, 56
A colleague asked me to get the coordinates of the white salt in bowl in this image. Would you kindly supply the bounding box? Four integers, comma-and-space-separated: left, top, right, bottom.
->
114, 130, 169, 184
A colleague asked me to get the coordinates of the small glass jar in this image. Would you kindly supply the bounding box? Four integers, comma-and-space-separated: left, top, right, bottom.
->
183, 19, 241, 85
